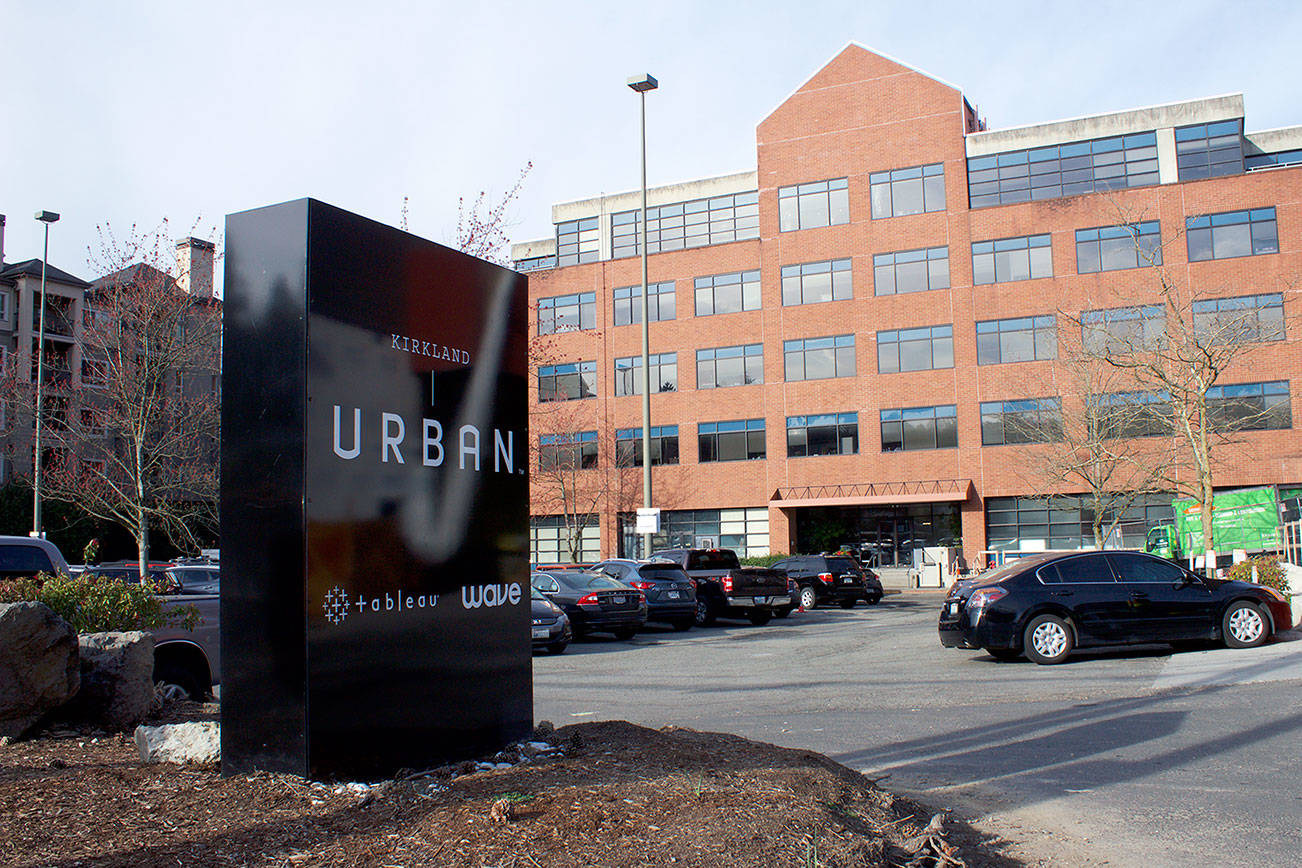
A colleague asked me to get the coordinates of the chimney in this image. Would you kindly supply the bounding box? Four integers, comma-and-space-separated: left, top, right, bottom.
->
175, 237, 215, 298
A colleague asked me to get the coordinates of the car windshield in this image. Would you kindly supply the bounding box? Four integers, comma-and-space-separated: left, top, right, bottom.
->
554, 571, 627, 591
687, 551, 739, 570
827, 557, 862, 574
639, 565, 689, 581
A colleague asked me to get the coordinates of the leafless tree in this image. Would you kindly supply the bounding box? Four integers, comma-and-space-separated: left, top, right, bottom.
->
455, 162, 532, 267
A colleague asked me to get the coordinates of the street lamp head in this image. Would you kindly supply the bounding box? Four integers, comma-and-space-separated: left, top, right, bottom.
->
34, 210, 60, 224
626, 74, 658, 93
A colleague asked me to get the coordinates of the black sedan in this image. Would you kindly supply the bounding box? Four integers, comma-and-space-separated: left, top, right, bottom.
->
592, 559, 697, 631
530, 569, 647, 640
939, 550, 1293, 664
531, 586, 572, 654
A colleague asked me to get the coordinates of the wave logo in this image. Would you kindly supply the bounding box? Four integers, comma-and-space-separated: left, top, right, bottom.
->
462, 583, 523, 609
323, 586, 351, 625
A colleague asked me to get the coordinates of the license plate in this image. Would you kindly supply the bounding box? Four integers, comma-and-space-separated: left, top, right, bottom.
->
842, 578, 854, 584
666, 591, 680, 599
612, 596, 626, 605
532, 627, 549, 639
946, 602, 959, 617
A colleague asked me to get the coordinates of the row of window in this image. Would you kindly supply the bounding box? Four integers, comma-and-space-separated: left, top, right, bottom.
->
537, 379, 1293, 467
537, 208, 1282, 334
542, 292, 1287, 400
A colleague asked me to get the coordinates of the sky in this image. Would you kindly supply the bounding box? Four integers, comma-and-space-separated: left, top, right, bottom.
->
5, 0, 1302, 289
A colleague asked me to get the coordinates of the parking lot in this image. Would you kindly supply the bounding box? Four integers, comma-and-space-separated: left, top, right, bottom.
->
534, 591, 1302, 867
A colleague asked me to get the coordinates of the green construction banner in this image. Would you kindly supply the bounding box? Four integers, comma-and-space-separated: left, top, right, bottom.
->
1172, 487, 1281, 554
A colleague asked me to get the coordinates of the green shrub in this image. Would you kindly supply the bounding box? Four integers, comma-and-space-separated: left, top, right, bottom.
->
1224, 556, 1290, 595
740, 554, 790, 568
0, 572, 198, 634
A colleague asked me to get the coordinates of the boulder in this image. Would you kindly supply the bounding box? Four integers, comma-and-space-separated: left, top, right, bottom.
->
0, 602, 80, 738
134, 721, 220, 764
62, 632, 155, 731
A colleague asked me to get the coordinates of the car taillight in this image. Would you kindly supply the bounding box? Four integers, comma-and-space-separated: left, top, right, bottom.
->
630, 581, 655, 590
722, 575, 733, 593
818, 572, 833, 584
968, 587, 1008, 612
576, 593, 602, 607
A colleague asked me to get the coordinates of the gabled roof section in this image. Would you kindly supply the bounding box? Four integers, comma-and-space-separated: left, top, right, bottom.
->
0, 259, 91, 288
759, 43, 963, 136
92, 262, 178, 292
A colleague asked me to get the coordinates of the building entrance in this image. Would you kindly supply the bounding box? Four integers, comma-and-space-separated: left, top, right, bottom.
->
794, 503, 960, 567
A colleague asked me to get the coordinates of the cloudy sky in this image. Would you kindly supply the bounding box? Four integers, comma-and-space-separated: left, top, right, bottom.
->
5, 0, 1301, 287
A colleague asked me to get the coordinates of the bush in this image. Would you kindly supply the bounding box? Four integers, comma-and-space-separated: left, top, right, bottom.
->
0, 572, 198, 634
740, 554, 790, 568
1224, 556, 1290, 595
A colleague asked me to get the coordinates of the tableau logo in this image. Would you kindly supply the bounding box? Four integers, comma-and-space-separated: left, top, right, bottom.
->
462, 583, 522, 609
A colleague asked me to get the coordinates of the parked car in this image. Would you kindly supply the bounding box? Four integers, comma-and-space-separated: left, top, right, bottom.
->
938, 550, 1294, 664
530, 569, 647, 639
650, 548, 788, 626
0, 535, 71, 580
83, 561, 181, 593
531, 586, 572, 654
592, 559, 697, 631
773, 576, 801, 617
770, 554, 883, 610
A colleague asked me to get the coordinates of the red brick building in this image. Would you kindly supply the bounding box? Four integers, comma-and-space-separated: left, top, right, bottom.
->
512, 45, 1302, 570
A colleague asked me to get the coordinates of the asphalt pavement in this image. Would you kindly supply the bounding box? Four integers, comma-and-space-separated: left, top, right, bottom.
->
533, 591, 1302, 868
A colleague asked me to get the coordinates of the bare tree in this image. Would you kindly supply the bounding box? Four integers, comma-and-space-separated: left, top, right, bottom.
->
1064, 211, 1296, 571
4, 222, 221, 577
455, 162, 532, 266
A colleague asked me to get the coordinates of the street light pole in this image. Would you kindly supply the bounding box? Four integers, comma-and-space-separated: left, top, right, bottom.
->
31, 210, 60, 539
627, 73, 658, 557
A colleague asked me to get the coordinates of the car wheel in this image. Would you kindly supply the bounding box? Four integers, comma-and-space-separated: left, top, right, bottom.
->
545, 640, 568, 655
1023, 614, 1074, 665
612, 627, 638, 641
866, 595, 882, 606
154, 666, 204, 702
671, 619, 694, 631
839, 599, 857, 609
798, 587, 817, 610
694, 595, 718, 627
986, 648, 1021, 662
747, 609, 772, 626
1223, 601, 1269, 648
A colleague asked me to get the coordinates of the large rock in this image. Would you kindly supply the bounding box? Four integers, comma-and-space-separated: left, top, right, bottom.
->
135, 721, 220, 764
0, 602, 80, 738
62, 632, 155, 731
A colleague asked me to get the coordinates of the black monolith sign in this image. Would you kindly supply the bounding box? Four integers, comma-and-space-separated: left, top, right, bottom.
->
220, 199, 531, 779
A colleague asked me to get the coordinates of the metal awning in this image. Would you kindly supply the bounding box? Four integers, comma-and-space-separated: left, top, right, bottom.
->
770, 479, 973, 508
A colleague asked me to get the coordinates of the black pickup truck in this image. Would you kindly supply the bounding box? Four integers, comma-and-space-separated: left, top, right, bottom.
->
650, 548, 788, 626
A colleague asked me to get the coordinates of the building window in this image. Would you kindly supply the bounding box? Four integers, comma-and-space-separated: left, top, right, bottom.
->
881, 405, 957, 452
972, 234, 1053, 284
80, 408, 106, 438
537, 292, 596, 335
80, 356, 109, 389
1246, 149, 1302, 171
980, 398, 1063, 445
787, 413, 858, 457
538, 361, 596, 402
612, 191, 759, 257
1175, 120, 1244, 181
1082, 305, 1164, 355
514, 255, 556, 272
784, 335, 855, 382
967, 132, 1158, 209
614, 353, 677, 395
976, 316, 1057, 365
877, 325, 953, 373
1207, 381, 1291, 431
986, 493, 1173, 552
778, 178, 849, 231
613, 281, 675, 326
1193, 293, 1285, 344
1076, 222, 1162, 273
781, 259, 851, 305
870, 164, 945, 218
1186, 208, 1278, 262
0, 290, 9, 323
697, 343, 763, 388
873, 247, 949, 295
615, 426, 679, 466
698, 419, 766, 462
531, 515, 600, 564
621, 507, 770, 559
695, 270, 760, 316
556, 217, 599, 266
539, 431, 598, 469
1097, 391, 1171, 438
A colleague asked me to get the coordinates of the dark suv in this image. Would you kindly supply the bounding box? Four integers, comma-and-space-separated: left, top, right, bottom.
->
770, 554, 883, 610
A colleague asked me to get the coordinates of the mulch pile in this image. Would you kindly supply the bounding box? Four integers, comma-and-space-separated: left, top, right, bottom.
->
0, 703, 1025, 867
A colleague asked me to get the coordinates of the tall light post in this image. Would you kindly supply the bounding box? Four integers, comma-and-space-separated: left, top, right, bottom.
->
31, 210, 60, 539
627, 73, 658, 557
